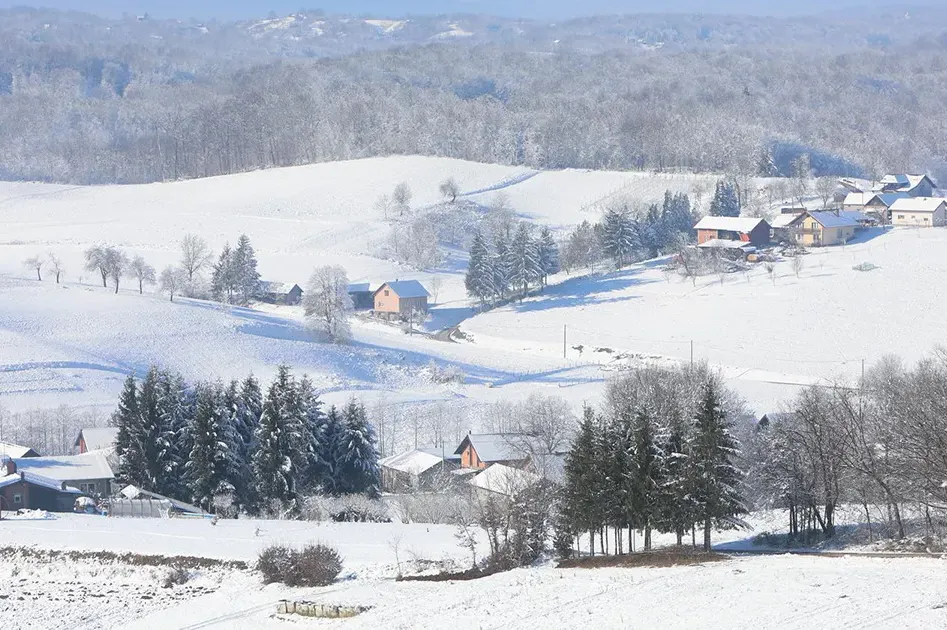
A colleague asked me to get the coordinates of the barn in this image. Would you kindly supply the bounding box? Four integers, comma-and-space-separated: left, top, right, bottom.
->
373, 280, 430, 320
693, 216, 771, 248
0, 458, 83, 513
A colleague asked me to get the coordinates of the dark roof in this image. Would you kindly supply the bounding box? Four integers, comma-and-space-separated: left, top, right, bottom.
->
375, 280, 430, 299
348, 283, 372, 293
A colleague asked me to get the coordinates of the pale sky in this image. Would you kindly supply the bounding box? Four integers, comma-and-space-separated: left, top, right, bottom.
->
0, 1, 903, 20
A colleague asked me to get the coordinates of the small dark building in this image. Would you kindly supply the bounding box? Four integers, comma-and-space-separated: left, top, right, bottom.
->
693, 216, 771, 248
347, 283, 375, 310
0, 459, 82, 513
259, 282, 303, 306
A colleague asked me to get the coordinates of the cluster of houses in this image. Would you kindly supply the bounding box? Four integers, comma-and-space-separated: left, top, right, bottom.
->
258, 278, 431, 321
692, 173, 943, 255
380, 433, 566, 500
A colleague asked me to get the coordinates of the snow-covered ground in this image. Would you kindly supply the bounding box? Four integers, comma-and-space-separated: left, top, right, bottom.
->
3, 511, 946, 629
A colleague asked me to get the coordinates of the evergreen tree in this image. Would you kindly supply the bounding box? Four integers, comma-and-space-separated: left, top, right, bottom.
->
233, 374, 263, 511
709, 181, 741, 217
691, 379, 746, 551
465, 230, 495, 305
492, 233, 512, 300
154, 371, 191, 499
561, 406, 606, 555
295, 375, 327, 492
509, 222, 540, 297
658, 406, 696, 546
638, 203, 664, 259
252, 366, 305, 510
136, 367, 165, 492
113, 374, 145, 488
187, 382, 233, 511
233, 234, 261, 305
631, 406, 665, 550
319, 405, 346, 494
211, 242, 236, 303
757, 146, 779, 177
335, 399, 380, 497
602, 206, 638, 268
537, 226, 560, 286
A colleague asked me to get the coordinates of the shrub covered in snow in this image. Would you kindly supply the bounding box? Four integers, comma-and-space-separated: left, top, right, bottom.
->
256, 543, 342, 587
299, 494, 391, 523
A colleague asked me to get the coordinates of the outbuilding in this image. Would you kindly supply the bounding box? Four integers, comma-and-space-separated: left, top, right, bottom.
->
889, 198, 947, 228
693, 216, 771, 248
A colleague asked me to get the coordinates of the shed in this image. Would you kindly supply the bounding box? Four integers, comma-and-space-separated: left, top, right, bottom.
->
0, 441, 40, 458
347, 283, 375, 310
74, 427, 119, 454
379, 447, 460, 493
259, 282, 304, 306
373, 280, 430, 319
14, 451, 115, 497
0, 459, 82, 513
469, 464, 540, 500
693, 216, 770, 248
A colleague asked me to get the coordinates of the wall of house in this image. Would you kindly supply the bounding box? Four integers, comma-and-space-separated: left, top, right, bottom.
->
696, 229, 718, 245
909, 181, 935, 198
892, 208, 946, 227
748, 223, 771, 247
374, 286, 399, 313
398, 296, 428, 314
460, 445, 485, 469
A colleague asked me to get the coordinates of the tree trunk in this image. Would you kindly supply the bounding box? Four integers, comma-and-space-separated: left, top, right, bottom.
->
139, 279, 143, 294
703, 519, 712, 552
36, 268, 41, 281
101, 270, 108, 287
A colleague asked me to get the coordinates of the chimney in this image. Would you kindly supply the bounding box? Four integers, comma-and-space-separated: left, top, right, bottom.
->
2, 457, 15, 476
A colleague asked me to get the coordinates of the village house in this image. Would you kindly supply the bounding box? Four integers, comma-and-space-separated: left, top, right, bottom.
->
454, 433, 533, 470
889, 198, 947, 227
693, 216, 771, 248
792, 211, 859, 247
347, 283, 375, 310
0, 440, 40, 458
0, 458, 83, 513
259, 282, 303, 306
468, 463, 540, 501
379, 448, 461, 493
74, 427, 119, 454
373, 280, 430, 320
842, 192, 908, 223
879, 174, 937, 198
14, 451, 115, 497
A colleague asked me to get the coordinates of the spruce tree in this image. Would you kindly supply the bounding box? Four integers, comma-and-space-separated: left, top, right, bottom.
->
537, 226, 560, 286
136, 367, 165, 492
113, 374, 145, 488
492, 234, 512, 300
631, 406, 664, 550
187, 383, 232, 511
233, 234, 261, 305
295, 375, 327, 492
211, 243, 235, 303
252, 366, 304, 510
335, 399, 380, 497
659, 406, 697, 546
234, 374, 263, 511
602, 207, 638, 268
691, 379, 746, 551
509, 222, 539, 298
709, 181, 741, 217
319, 405, 346, 495
561, 406, 606, 556
465, 230, 495, 305
155, 371, 191, 499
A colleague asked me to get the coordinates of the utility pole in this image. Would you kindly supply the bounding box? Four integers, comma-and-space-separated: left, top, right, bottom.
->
563, 324, 567, 359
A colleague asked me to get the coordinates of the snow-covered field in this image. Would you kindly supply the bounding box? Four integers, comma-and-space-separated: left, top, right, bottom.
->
3, 512, 947, 629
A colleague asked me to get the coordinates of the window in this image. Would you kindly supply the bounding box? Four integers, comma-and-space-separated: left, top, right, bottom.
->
898, 215, 904, 220
924, 217, 929, 223
13, 494, 21, 505
384, 290, 390, 297
87, 483, 96, 493
80, 483, 87, 493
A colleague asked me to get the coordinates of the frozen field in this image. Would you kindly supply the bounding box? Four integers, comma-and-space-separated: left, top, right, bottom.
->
3, 511, 946, 629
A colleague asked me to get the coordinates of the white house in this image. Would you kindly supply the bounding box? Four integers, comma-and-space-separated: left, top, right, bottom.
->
889, 198, 947, 228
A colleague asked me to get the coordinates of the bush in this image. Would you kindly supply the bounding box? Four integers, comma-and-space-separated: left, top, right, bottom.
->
256, 543, 343, 587
162, 566, 190, 588
299, 494, 390, 523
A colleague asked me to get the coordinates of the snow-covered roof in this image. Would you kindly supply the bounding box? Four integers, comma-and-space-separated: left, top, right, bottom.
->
839, 210, 873, 223
693, 216, 767, 233
14, 452, 114, 482
844, 192, 909, 207
889, 197, 947, 213
377, 280, 430, 299
0, 441, 39, 458
260, 281, 302, 294
347, 282, 373, 293
807, 211, 859, 229
0, 471, 81, 493
881, 174, 935, 191
454, 433, 531, 463
120, 485, 204, 514
469, 464, 539, 496
770, 213, 803, 228
380, 449, 445, 476
697, 239, 756, 250
75, 427, 119, 452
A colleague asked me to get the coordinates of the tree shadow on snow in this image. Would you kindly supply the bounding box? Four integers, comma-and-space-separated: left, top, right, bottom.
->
510, 268, 652, 313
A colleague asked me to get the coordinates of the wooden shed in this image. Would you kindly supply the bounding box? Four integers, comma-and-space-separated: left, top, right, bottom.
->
693, 216, 771, 248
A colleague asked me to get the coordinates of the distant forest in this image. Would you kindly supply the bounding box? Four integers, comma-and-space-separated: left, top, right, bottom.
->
2, 7, 947, 184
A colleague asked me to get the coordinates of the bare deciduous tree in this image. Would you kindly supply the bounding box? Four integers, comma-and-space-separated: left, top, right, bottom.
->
815, 177, 837, 209
47, 253, 64, 283
159, 266, 186, 302
106, 248, 128, 293
791, 255, 804, 278
180, 234, 213, 282
128, 255, 157, 294
23, 255, 43, 281
429, 276, 442, 303
373, 193, 393, 220
393, 181, 412, 216
84, 245, 109, 287
439, 177, 460, 203
304, 265, 354, 343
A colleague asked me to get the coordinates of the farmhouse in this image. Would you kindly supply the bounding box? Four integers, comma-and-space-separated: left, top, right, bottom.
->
0, 458, 83, 513
454, 433, 532, 470
469, 463, 539, 500
0, 440, 40, 458
889, 198, 947, 227
259, 282, 303, 306
373, 280, 430, 319
14, 451, 115, 497
74, 427, 119, 454
693, 216, 770, 248
842, 192, 907, 222
879, 174, 937, 197
379, 448, 461, 493
793, 211, 859, 247
347, 283, 375, 310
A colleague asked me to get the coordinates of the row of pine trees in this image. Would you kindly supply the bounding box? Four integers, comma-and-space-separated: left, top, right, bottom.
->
559, 377, 746, 554
465, 223, 560, 305
112, 365, 380, 514
210, 233, 262, 306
